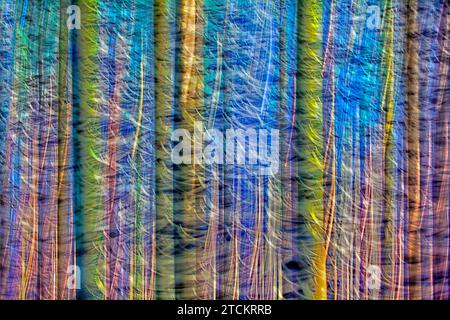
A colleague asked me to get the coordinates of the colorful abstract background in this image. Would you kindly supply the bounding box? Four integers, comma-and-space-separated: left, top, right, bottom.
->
0, 0, 449, 300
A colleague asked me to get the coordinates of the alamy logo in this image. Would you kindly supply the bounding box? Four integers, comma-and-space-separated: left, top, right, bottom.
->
67, 265, 81, 290
171, 122, 279, 176
352, 5, 381, 30
367, 265, 381, 290
66, 5, 81, 30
